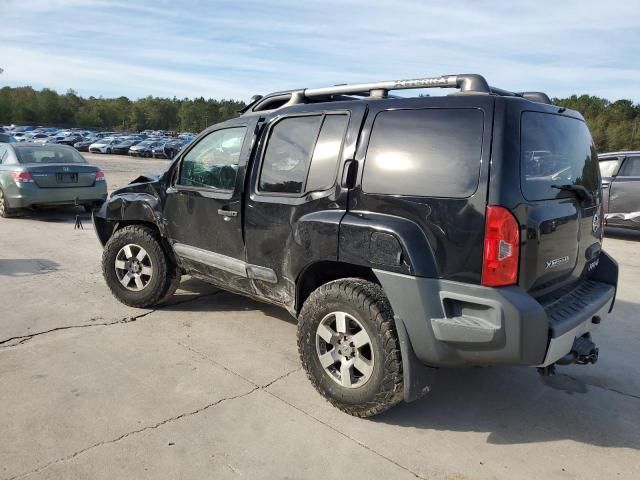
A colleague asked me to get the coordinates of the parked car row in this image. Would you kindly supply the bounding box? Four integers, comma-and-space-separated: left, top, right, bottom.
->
1, 125, 195, 160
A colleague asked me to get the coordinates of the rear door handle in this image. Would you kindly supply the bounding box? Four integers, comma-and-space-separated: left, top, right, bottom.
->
218, 209, 238, 217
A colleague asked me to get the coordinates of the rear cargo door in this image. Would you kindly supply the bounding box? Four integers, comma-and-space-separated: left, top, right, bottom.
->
517, 111, 602, 293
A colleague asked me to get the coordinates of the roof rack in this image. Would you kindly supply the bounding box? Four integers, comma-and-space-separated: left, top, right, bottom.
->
242, 73, 552, 114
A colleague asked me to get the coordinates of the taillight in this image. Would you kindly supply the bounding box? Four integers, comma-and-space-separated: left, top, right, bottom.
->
95, 170, 105, 181
11, 171, 34, 183
481, 205, 520, 287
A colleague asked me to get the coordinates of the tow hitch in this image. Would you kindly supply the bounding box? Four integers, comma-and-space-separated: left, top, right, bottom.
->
537, 333, 599, 376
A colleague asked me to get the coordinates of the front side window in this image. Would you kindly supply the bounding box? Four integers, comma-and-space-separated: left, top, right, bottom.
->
179, 127, 247, 191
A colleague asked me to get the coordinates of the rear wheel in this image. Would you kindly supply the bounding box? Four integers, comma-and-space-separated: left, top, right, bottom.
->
102, 225, 180, 308
297, 278, 403, 417
0, 188, 19, 218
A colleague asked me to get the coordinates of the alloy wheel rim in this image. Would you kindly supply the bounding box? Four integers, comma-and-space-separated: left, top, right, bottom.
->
114, 243, 153, 291
315, 311, 374, 388
0, 191, 6, 215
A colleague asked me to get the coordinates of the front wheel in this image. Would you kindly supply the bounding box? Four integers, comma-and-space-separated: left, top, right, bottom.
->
102, 225, 180, 308
297, 278, 403, 417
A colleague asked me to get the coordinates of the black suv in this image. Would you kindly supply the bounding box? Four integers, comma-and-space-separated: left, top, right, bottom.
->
94, 74, 618, 417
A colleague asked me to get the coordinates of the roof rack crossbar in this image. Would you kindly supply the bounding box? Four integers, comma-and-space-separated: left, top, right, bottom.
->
303, 74, 490, 98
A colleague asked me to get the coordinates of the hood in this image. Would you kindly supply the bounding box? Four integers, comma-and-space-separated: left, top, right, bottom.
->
128, 172, 163, 185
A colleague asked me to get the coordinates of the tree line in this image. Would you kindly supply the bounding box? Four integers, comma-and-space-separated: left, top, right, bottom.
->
0, 86, 245, 133
1, 86, 639, 151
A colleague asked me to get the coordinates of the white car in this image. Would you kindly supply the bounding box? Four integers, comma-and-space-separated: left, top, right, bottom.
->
88, 137, 121, 154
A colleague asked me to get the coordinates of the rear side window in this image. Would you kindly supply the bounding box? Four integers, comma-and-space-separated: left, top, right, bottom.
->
521, 112, 599, 201
362, 109, 484, 197
306, 115, 349, 192
619, 156, 640, 177
259, 114, 348, 194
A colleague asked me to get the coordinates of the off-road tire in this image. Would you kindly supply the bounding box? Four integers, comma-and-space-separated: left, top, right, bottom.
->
0, 188, 18, 218
297, 278, 403, 417
102, 225, 179, 308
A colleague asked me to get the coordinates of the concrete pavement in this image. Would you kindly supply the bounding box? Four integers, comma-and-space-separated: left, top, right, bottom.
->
1, 154, 638, 479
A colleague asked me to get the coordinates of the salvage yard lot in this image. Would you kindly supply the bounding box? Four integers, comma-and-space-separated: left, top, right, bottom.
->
1, 154, 639, 480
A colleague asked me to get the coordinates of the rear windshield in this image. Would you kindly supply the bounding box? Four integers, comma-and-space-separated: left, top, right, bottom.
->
521, 112, 599, 201
15, 146, 87, 164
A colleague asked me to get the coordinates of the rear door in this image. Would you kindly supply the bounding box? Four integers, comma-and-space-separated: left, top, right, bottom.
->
607, 155, 640, 227
245, 102, 364, 307
514, 109, 602, 294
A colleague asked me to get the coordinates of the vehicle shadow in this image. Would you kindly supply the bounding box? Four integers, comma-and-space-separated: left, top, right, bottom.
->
162, 283, 639, 449
373, 300, 640, 449
10, 206, 93, 225
0, 258, 60, 276
161, 280, 296, 324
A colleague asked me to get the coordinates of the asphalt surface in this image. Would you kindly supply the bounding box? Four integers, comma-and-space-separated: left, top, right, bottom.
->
1, 153, 639, 480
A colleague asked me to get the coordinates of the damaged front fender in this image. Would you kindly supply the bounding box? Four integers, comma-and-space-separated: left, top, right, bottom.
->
93, 177, 167, 246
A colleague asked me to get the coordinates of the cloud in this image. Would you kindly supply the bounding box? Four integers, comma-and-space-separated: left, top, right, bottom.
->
1, 0, 639, 101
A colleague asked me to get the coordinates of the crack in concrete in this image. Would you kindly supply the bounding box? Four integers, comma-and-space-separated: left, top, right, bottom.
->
6, 388, 260, 480
0, 291, 221, 349
177, 341, 425, 479
6, 362, 302, 480
0, 314, 149, 348
264, 388, 427, 480
177, 340, 302, 388
561, 373, 640, 401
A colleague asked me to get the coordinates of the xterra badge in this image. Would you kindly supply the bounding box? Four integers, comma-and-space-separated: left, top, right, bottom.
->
545, 256, 569, 269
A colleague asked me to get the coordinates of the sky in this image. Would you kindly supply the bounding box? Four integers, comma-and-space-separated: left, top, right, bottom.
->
1, 0, 639, 103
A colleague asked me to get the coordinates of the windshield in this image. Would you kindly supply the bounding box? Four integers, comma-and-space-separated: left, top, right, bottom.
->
15, 146, 87, 164
521, 112, 599, 201
137, 141, 157, 147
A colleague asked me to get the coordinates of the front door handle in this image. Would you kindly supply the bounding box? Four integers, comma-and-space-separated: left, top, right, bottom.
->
218, 209, 238, 218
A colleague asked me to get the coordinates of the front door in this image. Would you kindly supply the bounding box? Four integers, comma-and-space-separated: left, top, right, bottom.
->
164, 124, 253, 292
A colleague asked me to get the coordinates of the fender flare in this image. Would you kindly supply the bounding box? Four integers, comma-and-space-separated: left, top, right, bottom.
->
93, 192, 165, 245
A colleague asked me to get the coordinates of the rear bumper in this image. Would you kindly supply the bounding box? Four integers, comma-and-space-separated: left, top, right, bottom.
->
374, 251, 618, 368
7, 184, 108, 208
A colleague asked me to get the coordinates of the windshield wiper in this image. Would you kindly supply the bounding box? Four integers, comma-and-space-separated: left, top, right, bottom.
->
551, 184, 593, 203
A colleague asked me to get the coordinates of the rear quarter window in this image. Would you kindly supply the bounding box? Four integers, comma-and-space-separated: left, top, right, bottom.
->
362, 108, 484, 198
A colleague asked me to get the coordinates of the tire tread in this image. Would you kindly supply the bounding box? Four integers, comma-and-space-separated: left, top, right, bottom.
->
297, 278, 403, 418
